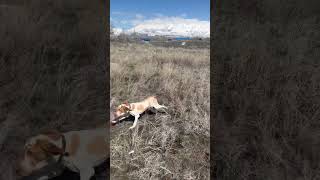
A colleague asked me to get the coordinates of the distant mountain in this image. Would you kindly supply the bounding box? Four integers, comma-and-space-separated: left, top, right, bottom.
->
112, 28, 123, 36
112, 17, 210, 38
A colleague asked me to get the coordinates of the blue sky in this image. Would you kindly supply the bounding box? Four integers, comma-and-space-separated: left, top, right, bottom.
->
111, 0, 210, 30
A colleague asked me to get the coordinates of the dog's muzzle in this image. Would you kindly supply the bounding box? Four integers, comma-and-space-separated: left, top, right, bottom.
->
111, 112, 133, 126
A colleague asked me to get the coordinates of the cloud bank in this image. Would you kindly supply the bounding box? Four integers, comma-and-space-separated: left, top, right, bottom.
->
127, 17, 210, 37
112, 27, 123, 36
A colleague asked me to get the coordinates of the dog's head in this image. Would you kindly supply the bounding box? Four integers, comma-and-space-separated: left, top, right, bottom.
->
114, 101, 131, 118
16, 132, 64, 177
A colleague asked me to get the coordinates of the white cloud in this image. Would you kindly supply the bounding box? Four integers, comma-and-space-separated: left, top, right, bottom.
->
131, 19, 143, 26
130, 14, 145, 26
112, 27, 123, 36
180, 13, 187, 17
135, 14, 144, 19
112, 12, 146, 27
112, 11, 125, 15
127, 17, 210, 37
120, 20, 128, 24
153, 13, 164, 17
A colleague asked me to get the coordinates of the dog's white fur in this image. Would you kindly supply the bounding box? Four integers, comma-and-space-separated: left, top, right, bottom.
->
113, 96, 167, 129
17, 128, 108, 180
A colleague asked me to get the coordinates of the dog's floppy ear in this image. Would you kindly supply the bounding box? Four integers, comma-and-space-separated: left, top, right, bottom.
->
38, 139, 64, 156
119, 106, 126, 112
26, 142, 47, 161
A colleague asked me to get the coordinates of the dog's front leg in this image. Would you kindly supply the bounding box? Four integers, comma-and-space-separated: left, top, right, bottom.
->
153, 104, 168, 113
129, 112, 140, 129
79, 167, 95, 180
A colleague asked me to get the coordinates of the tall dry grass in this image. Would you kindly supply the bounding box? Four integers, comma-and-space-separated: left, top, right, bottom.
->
212, 0, 320, 179
0, 1, 107, 179
110, 42, 210, 179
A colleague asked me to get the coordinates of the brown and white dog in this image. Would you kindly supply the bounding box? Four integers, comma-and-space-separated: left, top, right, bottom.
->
112, 96, 167, 129
16, 127, 108, 180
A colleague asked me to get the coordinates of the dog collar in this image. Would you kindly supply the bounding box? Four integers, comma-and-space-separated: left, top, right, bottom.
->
58, 134, 68, 162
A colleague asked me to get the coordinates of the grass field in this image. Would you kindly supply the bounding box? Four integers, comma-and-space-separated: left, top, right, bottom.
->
212, 1, 320, 179
0, 1, 107, 179
110, 42, 210, 179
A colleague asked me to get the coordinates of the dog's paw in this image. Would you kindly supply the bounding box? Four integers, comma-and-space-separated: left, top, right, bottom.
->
129, 150, 134, 154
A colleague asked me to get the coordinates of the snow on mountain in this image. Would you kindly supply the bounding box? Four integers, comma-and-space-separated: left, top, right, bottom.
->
112, 28, 123, 36
126, 17, 210, 38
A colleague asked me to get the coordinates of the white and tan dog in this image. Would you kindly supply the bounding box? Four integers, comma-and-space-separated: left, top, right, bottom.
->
112, 96, 167, 129
16, 127, 108, 180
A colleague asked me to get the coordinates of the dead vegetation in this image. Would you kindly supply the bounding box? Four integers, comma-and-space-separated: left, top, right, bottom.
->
110, 42, 210, 179
0, 1, 107, 179
212, 0, 320, 179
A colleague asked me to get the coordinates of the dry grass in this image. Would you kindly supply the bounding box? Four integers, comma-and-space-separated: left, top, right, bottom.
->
212, 0, 320, 179
110, 42, 210, 179
0, 1, 107, 179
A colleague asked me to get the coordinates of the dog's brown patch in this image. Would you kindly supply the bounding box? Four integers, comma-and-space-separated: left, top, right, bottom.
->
137, 104, 145, 112
68, 134, 80, 156
41, 130, 62, 141
37, 139, 64, 155
119, 105, 131, 113
28, 143, 47, 162
86, 136, 107, 155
